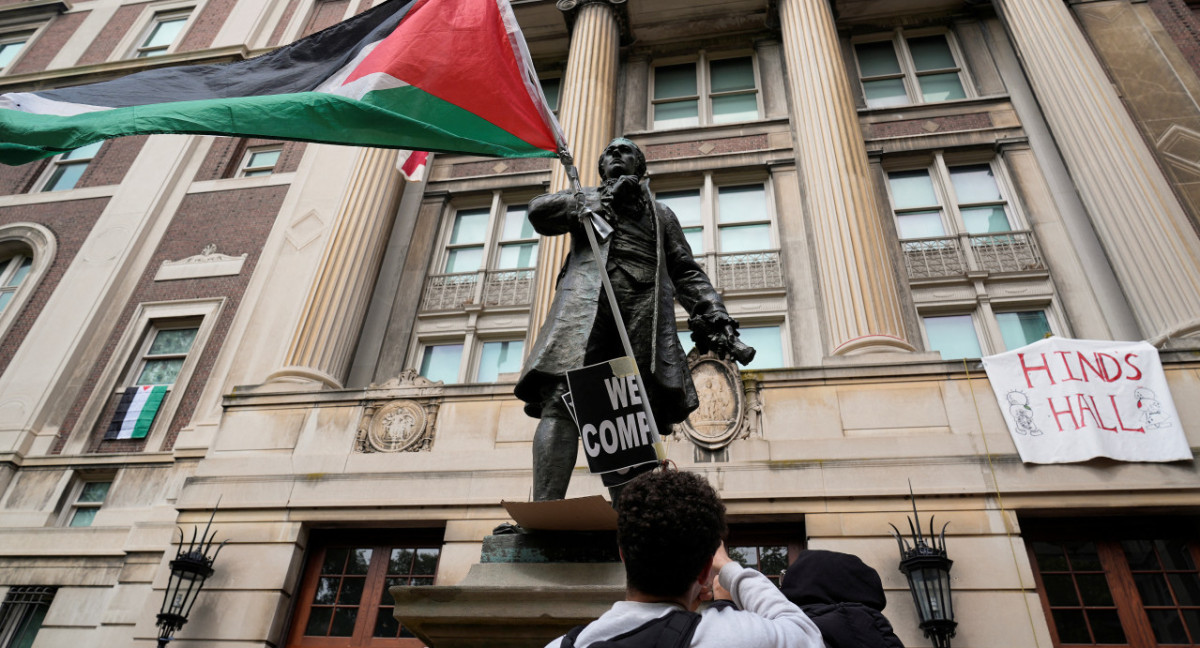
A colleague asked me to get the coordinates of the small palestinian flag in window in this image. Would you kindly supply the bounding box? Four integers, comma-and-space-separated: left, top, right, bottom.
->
104, 385, 167, 440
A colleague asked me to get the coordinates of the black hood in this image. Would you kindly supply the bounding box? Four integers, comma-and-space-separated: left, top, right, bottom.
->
781, 549, 889, 611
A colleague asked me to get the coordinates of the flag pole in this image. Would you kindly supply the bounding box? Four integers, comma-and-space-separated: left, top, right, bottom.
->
557, 150, 666, 461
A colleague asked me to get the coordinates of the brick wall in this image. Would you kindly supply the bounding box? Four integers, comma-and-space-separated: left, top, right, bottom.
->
266, 0, 303, 47
193, 138, 306, 181
7, 10, 88, 76
52, 185, 288, 454
176, 0, 237, 52
78, 136, 148, 188
0, 159, 48, 195
1149, 0, 1200, 81
304, 0, 349, 37
77, 3, 142, 65
0, 198, 108, 376
0, 137, 146, 196
864, 113, 993, 140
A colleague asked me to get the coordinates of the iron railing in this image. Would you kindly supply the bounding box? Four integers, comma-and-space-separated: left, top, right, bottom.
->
421, 269, 535, 311
901, 230, 1045, 280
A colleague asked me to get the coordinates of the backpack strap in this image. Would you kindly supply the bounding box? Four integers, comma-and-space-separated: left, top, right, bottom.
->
655, 609, 701, 648
560, 623, 587, 648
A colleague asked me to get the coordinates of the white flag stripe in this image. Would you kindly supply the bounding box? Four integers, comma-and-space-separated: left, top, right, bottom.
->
118, 385, 154, 440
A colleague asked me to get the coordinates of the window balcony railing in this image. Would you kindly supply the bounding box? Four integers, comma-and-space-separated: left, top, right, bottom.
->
420, 268, 535, 312
696, 250, 785, 292
419, 251, 784, 313
901, 230, 1046, 280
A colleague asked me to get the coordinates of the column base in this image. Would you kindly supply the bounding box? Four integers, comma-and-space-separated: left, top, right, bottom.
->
259, 366, 344, 391
831, 334, 917, 356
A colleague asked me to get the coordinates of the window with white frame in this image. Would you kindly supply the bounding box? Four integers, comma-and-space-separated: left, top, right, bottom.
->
421, 195, 539, 312
0, 253, 31, 315
0, 586, 56, 648
129, 321, 200, 388
39, 141, 102, 192
64, 479, 112, 527
0, 224, 55, 344
854, 31, 968, 109
922, 308, 1053, 360
0, 32, 30, 73
651, 53, 760, 129
657, 181, 774, 255
655, 175, 783, 293
239, 146, 282, 177
64, 301, 217, 454
418, 342, 463, 384
417, 336, 526, 385
476, 339, 524, 382
886, 157, 1015, 239
883, 152, 1048, 282
131, 10, 191, 58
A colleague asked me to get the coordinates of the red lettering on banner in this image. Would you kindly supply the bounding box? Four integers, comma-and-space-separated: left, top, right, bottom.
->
1096, 353, 1122, 382
1055, 351, 1083, 382
1123, 354, 1143, 381
1020, 353, 1056, 388
1110, 395, 1145, 433
1086, 395, 1118, 433
1048, 396, 1079, 432
1077, 353, 1106, 383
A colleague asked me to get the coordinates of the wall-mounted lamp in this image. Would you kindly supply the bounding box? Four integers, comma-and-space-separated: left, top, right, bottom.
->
890, 488, 956, 648
156, 509, 226, 647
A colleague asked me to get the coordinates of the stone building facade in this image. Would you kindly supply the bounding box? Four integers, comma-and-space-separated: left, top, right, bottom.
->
0, 0, 1197, 646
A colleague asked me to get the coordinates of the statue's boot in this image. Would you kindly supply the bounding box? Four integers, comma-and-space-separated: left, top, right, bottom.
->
532, 411, 578, 501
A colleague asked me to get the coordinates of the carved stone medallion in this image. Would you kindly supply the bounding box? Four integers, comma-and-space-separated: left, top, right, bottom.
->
364, 400, 429, 453
680, 355, 745, 449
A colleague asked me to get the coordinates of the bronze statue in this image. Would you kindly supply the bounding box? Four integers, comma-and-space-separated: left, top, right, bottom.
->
514, 138, 754, 502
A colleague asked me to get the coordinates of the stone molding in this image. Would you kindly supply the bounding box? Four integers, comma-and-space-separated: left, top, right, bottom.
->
154, 244, 246, 281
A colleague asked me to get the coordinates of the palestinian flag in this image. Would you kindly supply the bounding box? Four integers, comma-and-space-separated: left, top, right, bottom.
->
0, 0, 566, 165
105, 385, 168, 440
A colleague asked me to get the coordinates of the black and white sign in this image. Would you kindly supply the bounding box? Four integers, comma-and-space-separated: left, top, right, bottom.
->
565, 356, 663, 477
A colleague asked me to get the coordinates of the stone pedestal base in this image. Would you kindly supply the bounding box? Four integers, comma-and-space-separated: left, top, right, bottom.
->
392, 532, 624, 647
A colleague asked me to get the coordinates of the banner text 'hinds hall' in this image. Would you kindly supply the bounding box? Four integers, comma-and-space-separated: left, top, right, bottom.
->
982, 338, 1193, 464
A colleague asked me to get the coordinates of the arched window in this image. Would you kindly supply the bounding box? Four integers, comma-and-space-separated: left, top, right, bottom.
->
0, 223, 56, 340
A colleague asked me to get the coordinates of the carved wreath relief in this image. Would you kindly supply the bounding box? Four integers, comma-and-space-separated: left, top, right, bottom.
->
676, 352, 761, 450
354, 370, 442, 454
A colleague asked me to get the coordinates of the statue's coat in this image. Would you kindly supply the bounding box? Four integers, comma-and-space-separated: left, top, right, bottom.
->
514, 186, 728, 425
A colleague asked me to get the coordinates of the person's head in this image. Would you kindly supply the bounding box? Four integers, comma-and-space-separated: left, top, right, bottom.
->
598, 137, 647, 181
617, 468, 727, 598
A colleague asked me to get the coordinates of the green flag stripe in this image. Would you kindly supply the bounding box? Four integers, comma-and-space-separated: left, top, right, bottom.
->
0, 85, 556, 165
131, 385, 167, 439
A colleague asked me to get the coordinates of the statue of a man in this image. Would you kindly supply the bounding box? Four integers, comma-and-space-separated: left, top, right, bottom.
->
514, 138, 752, 502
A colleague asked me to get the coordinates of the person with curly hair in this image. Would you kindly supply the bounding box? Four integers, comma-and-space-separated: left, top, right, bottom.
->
545, 469, 823, 648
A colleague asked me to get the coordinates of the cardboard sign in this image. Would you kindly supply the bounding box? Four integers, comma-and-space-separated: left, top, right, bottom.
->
565, 357, 664, 480
981, 338, 1192, 464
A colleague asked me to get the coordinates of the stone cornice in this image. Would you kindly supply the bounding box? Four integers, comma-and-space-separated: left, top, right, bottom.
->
0, 44, 251, 92
0, 1, 69, 28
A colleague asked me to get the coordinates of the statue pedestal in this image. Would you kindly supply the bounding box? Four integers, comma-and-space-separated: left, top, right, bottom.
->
392, 531, 624, 647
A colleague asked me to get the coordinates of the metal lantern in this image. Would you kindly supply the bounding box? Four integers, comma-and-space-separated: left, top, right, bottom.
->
156, 510, 226, 647
890, 489, 957, 648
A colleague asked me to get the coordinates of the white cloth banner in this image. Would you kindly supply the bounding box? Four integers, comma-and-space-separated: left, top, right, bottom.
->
981, 337, 1192, 463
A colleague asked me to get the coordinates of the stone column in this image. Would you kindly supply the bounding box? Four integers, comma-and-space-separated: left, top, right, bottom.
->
527, 0, 620, 336
268, 147, 403, 388
994, 0, 1200, 341
777, 0, 914, 355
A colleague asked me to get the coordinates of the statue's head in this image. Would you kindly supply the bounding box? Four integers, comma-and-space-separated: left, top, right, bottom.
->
598, 137, 646, 181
